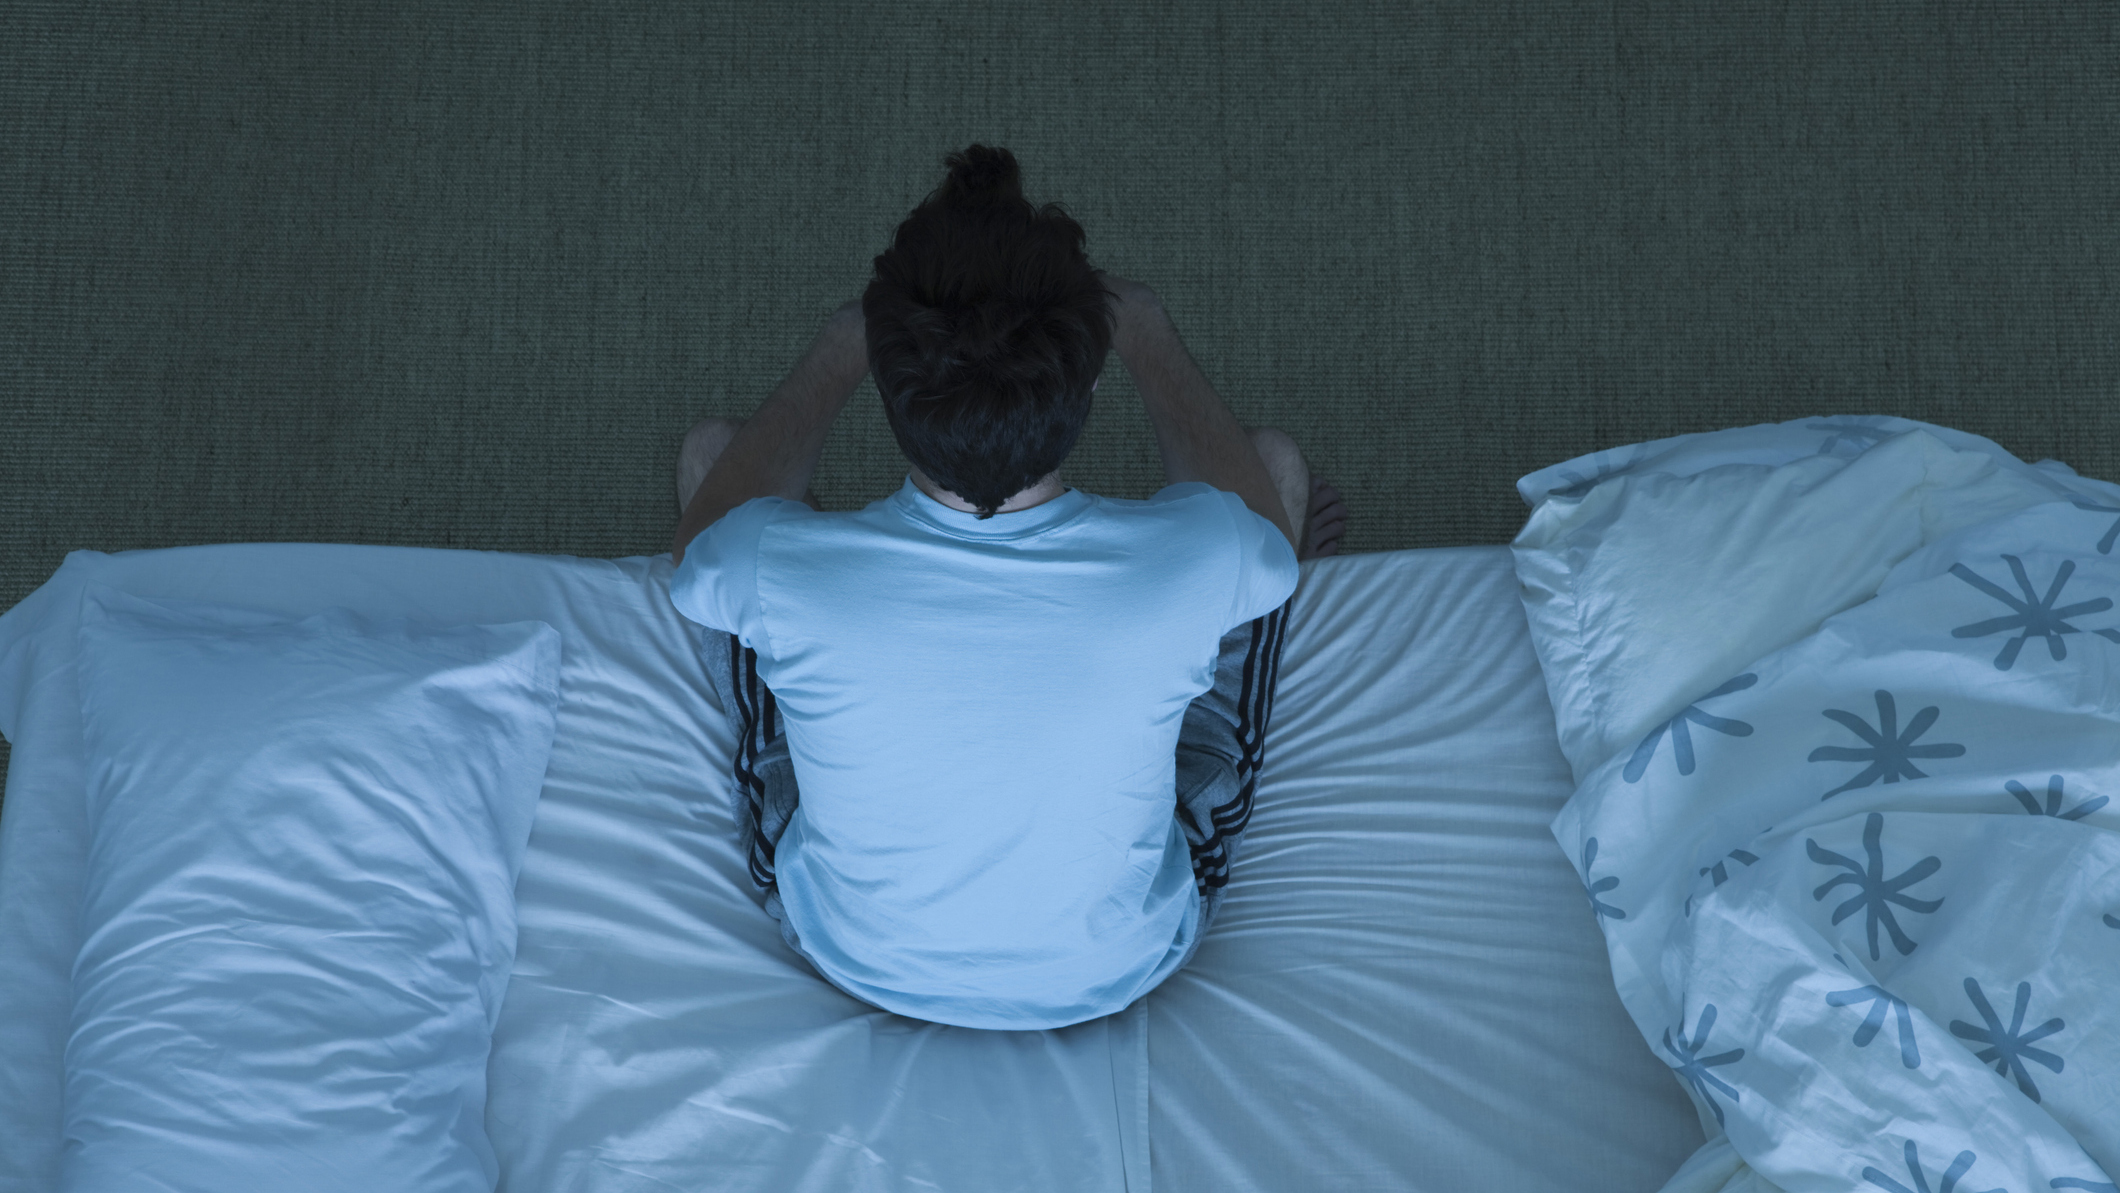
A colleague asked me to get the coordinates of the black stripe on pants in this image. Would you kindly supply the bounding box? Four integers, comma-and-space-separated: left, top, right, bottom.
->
1181, 599, 1290, 897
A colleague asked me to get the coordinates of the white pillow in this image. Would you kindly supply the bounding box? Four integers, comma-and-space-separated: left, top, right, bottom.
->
1509, 415, 2102, 785
1512, 413, 2105, 508
63, 585, 563, 1193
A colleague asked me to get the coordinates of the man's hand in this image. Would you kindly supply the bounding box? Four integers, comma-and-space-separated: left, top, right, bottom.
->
830, 300, 866, 365
1096, 272, 1165, 357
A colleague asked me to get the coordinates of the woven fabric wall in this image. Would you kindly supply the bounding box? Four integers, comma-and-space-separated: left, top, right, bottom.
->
4, 1, 2117, 800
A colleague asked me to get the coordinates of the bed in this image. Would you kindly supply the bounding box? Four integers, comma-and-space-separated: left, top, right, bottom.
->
6, 414, 2111, 1192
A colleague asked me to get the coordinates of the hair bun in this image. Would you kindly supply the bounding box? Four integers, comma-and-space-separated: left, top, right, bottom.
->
940, 143, 1025, 205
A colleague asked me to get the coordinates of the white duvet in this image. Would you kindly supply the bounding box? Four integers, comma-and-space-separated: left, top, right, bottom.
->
1514, 417, 2120, 1193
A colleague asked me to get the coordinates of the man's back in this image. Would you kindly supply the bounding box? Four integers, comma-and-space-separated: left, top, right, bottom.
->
670, 474, 1297, 1029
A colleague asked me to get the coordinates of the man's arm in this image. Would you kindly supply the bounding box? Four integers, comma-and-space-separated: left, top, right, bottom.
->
672, 304, 867, 566
1107, 281, 1299, 556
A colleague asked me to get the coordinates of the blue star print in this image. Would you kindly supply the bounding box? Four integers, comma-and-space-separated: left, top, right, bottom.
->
1806, 812, 1943, 962
1580, 838, 1626, 921
1808, 690, 1967, 800
1861, 1140, 2005, 1193
1625, 674, 1757, 783
2006, 774, 2110, 820
2071, 498, 2120, 555
1661, 1003, 1743, 1129
1947, 978, 2067, 1104
1949, 555, 2119, 669
1825, 951, 1920, 1068
1683, 843, 1763, 918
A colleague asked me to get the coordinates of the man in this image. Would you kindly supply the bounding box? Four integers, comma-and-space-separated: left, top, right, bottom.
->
666, 156, 1345, 1032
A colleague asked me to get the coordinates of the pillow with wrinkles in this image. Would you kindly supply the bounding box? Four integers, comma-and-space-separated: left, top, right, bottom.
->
1509, 415, 2098, 786
63, 584, 562, 1193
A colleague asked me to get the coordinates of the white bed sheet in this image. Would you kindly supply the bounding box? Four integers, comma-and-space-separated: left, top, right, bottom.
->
0, 541, 1705, 1192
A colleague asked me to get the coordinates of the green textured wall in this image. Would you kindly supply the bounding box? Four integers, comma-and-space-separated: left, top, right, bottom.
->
4, 2, 2118, 796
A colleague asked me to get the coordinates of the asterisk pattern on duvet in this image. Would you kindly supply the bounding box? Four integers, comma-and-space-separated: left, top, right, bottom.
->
1553, 484, 2120, 1192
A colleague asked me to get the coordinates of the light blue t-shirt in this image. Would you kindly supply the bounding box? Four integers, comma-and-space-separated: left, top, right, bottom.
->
669, 475, 1298, 1029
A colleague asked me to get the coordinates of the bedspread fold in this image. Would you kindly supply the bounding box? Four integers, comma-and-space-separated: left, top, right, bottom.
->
1526, 421, 2120, 1192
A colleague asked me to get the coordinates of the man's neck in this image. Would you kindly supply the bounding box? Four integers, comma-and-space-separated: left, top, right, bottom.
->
909, 466, 1067, 514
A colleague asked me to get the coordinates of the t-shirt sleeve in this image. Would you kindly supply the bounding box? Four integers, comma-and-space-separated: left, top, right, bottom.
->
1214, 488, 1300, 630
668, 497, 813, 641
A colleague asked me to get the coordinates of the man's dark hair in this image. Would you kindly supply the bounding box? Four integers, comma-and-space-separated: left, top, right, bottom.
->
864, 144, 1118, 519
